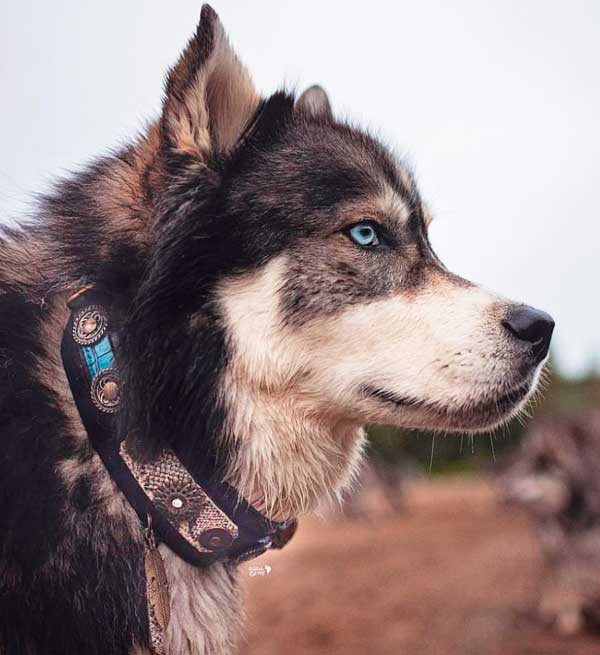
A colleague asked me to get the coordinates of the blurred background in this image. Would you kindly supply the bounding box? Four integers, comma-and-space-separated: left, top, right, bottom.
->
1, 1, 599, 653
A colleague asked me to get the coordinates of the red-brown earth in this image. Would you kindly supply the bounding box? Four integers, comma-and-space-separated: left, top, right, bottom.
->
242, 478, 599, 655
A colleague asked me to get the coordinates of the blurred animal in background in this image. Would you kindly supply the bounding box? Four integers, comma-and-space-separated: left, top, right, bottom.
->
500, 409, 600, 635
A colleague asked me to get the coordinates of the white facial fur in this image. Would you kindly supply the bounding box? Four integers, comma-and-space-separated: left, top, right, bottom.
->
216, 254, 544, 517
220, 258, 541, 427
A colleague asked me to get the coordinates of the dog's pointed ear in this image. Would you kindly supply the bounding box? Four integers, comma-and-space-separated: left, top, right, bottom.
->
296, 85, 333, 121
161, 5, 260, 159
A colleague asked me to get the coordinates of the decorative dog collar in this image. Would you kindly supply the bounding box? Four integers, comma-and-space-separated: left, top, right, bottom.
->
61, 288, 297, 568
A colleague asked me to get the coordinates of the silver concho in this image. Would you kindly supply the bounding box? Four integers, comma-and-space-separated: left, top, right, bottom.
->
90, 368, 121, 413
73, 306, 107, 346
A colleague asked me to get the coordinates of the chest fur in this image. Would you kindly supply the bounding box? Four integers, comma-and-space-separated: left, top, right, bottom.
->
160, 548, 243, 655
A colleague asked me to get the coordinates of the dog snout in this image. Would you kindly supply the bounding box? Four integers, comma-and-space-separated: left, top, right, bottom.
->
502, 305, 555, 364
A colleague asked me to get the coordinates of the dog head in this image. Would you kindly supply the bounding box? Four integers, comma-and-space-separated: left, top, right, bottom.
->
120, 6, 554, 502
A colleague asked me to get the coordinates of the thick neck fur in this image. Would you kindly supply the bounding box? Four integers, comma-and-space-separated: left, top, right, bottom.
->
223, 380, 365, 520
160, 553, 243, 655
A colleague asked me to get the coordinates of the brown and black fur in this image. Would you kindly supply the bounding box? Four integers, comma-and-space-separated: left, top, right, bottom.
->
0, 5, 554, 654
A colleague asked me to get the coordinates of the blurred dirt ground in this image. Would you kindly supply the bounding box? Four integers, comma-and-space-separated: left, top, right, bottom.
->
241, 478, 600, 655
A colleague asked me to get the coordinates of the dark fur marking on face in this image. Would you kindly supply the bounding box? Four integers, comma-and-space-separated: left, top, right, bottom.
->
281, 245, 398, 323
200, 100, 440, 327
279, 239, 441, 327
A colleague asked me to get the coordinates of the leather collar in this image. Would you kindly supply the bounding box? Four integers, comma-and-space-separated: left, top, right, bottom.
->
61, 288, 296, 566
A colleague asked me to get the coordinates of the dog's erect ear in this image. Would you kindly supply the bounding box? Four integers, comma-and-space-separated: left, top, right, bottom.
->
296, 85, 333, 121
161, 4, 260, 159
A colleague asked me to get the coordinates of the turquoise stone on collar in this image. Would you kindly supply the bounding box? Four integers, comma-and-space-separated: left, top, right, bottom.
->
82, 335, 115, 377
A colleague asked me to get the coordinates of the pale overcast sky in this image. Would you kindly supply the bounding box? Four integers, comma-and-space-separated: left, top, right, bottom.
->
1, 1, 598, 377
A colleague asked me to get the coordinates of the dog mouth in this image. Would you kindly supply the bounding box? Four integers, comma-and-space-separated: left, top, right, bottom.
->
362, 381, 532, 430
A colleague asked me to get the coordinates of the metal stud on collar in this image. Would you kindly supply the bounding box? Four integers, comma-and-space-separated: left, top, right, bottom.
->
73, 306, 108, 346
199, 528, 234, 552
90, 368, 121, 413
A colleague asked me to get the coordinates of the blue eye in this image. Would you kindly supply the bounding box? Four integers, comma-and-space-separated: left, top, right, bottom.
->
348, 221, 380, 247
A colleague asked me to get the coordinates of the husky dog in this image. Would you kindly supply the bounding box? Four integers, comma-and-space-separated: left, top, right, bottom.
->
501, 410, 600, 634
0, 5, 554, 654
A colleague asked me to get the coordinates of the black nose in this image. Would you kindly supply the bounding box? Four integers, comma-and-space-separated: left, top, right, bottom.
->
502, 305, 555, 364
